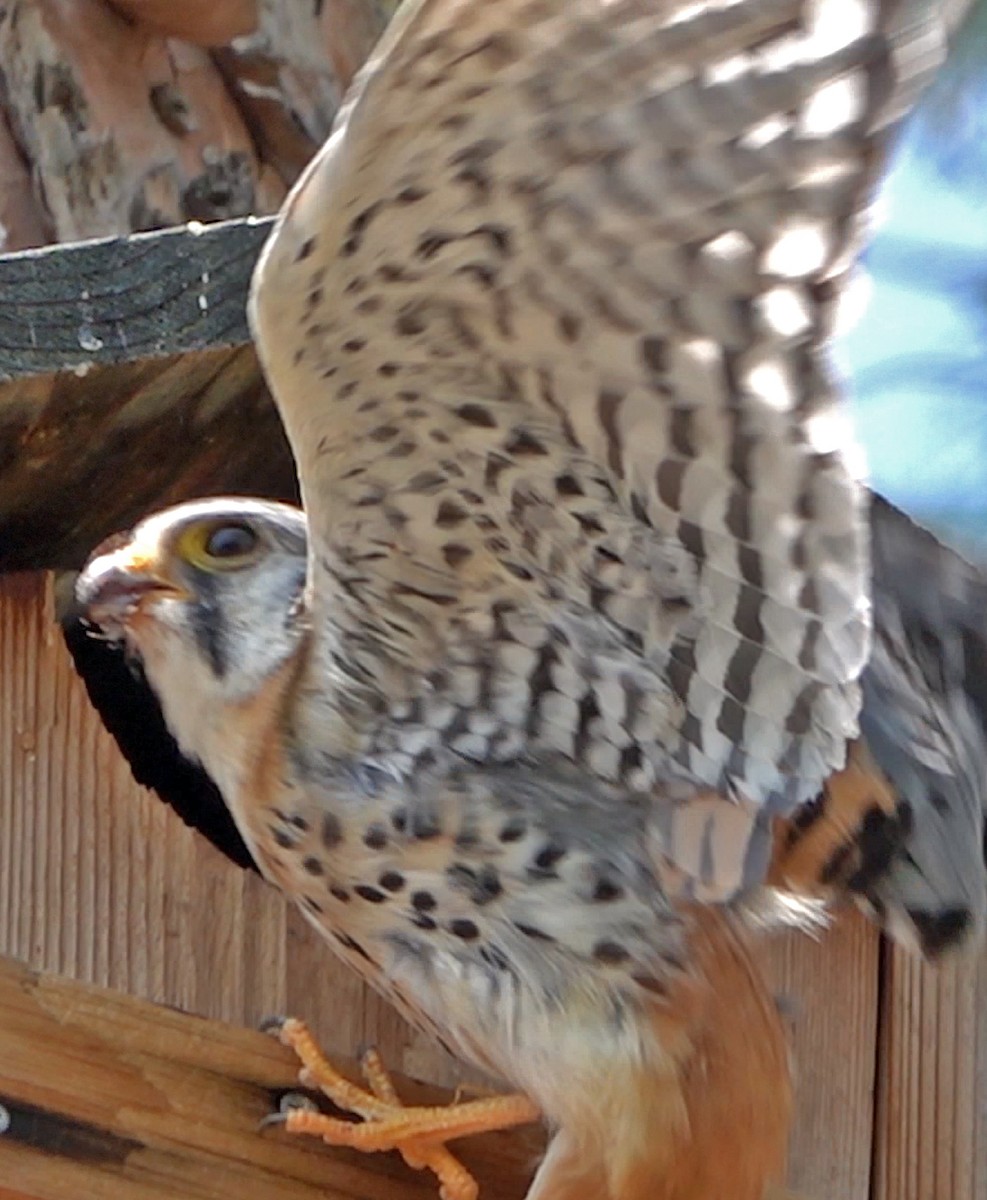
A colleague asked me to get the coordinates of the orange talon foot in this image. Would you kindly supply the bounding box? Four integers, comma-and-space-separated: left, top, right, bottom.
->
268, 1017, 540, 1200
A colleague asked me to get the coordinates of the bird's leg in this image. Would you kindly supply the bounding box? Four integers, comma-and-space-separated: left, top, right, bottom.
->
267, 1017, 540, 1200
358, 1045, 479, 1198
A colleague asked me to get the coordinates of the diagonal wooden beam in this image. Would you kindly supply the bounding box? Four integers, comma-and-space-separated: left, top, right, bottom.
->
0, 954, 542, 1200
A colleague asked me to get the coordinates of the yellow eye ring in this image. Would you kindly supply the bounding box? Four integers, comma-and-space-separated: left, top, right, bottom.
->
177, 520, 260, 571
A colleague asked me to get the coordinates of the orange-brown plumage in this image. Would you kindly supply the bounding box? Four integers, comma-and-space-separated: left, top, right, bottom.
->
566, 906, 792, 1200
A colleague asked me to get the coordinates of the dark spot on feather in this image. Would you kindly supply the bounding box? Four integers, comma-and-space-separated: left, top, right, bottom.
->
369, 424, 399, 442
515, 922, 554, 941
845, 803, 914, 891
593, 941, 630, 964
342, 202, 382, 255
436, 500, 468, 528
640, 336, 667, 374
738, 544, 763, 588
395, 311, 426, 337
619, 745, 644, 781
477, 222, 513, 256
450, 919, 480, 941
558, 312, 580, 342
733, 584, 765, 645
499, 817, 526, 844
597, 390, 624, 477
397, 186, 427, 204
533, 843, 566, 871
670, 408, 696, 457
632, 974, 668, 996
363, 824, 389, 850
716, 695, 745, 743
410, 811, 442, 840
575, 513, 605, 536
504, 429, 548, 456
448, 864, 502, 906
656, 459, 686, 509
504, 562, 534, 581
725, 488, 751, 542
457, 403, 497, 428
785, 684, 818, 736
788, 794, 824, 845
321, 813, 343, 848
443, 543, 473, 568
592, 878, 623, 902
481, 945, 510, 971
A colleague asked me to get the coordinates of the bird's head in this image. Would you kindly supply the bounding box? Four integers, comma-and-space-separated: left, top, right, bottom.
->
76, 498, 309, 769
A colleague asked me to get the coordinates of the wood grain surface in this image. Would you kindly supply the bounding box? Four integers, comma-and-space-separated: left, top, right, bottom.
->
0, 952, 542, 1200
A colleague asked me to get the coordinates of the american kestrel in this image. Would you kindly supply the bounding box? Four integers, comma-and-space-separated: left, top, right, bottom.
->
76, 2, 981, 1199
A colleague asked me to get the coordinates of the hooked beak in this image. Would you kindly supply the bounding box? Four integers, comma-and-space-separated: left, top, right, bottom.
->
77, 540, 186, 637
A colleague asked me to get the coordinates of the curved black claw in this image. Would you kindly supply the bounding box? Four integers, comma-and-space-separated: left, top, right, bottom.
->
259, 1091, 319, 1132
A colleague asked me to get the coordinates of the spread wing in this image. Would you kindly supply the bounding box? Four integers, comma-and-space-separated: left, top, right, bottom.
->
250, 0, 963, 900
857, 496, 987, 952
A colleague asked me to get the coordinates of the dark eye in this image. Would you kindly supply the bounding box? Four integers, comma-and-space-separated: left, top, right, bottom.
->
205, 523, 258, 559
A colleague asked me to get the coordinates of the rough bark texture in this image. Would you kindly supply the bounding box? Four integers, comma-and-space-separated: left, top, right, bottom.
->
0, 0, 397, 250
106, 0, 260, 46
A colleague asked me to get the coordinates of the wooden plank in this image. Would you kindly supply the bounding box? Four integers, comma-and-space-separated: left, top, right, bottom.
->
0, 953, 541, 1200
0, 217, 271, 380
872, 942, 987, 1200
0, 348, 296, 571
761, 914, 881, 1200
0, 571, 897, 1197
